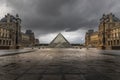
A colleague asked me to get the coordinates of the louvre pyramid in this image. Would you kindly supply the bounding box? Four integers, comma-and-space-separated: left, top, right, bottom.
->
49, 33, 71, 48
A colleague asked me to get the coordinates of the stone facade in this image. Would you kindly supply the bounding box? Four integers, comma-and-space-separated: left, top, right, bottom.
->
0, 13, 21, 49
21, 32, 30, 47
85, 13, 120, 50
0, 14, 38, 49
90, 32, 99, 47
85, 30, 99, 48
25, 30, 36, 46
21, 30, 38, 47
98, 13, 120, 50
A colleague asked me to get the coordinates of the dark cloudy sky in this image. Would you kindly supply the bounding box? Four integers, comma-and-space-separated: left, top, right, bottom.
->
0, 0, 120, 43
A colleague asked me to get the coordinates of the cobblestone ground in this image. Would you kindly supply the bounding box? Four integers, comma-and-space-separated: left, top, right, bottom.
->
0, 48, 120, 80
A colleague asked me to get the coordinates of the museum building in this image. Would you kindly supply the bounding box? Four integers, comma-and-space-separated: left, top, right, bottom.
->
85, 13, 120, 50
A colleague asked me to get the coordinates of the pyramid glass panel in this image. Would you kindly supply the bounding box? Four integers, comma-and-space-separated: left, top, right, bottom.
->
49, 33, 71, 48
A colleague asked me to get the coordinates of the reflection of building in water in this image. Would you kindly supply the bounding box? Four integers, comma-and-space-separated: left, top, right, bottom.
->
85, 13, 120, 50
49, 33, 72, 48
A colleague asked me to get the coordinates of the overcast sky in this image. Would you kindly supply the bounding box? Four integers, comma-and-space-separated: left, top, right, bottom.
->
0, 0, 120, 43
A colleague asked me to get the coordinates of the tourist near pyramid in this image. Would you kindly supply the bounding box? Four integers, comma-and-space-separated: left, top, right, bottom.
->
49, 33, 72, 48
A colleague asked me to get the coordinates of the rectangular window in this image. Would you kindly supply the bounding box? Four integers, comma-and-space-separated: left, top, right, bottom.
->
117, 40, 119, 45
108, 41, 110, 46
3, 40, 5, 45
9, 41, 11, 45
114, 40, 116, 45
6, 40, 8, 45
111, 41, 112, 45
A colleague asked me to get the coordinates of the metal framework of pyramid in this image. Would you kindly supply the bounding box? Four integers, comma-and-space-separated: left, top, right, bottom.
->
49, 33, 71, 48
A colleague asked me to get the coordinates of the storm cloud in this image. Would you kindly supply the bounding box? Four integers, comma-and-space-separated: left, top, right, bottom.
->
1, 0, 120, 43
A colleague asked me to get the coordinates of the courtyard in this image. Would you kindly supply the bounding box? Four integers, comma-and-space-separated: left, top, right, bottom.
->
0, 48, 120, 80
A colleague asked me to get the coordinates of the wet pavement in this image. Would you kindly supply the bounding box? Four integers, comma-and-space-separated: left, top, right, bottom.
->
0, 48, 36, 56
0, 48, 120, 80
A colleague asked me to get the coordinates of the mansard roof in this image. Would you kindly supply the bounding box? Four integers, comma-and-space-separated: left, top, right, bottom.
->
0, 13, 21, 23
112, 16, 120, 22
100, 13, 120, 22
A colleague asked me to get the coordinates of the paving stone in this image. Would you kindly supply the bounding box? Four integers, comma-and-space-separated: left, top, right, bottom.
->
41, 75, 61, 80
7, 68, 28, 75
26, 68, 45, 74
63, 68, 82, 74
65, 75, 85, 80
84, 73, 111, 80
0, 74, 18, 80
17, 74, 40, 80
44, 67, 61, 74
0, 48, 120, 80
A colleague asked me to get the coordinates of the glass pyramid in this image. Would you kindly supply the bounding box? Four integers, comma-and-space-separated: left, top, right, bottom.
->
49, 33, 72, 48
